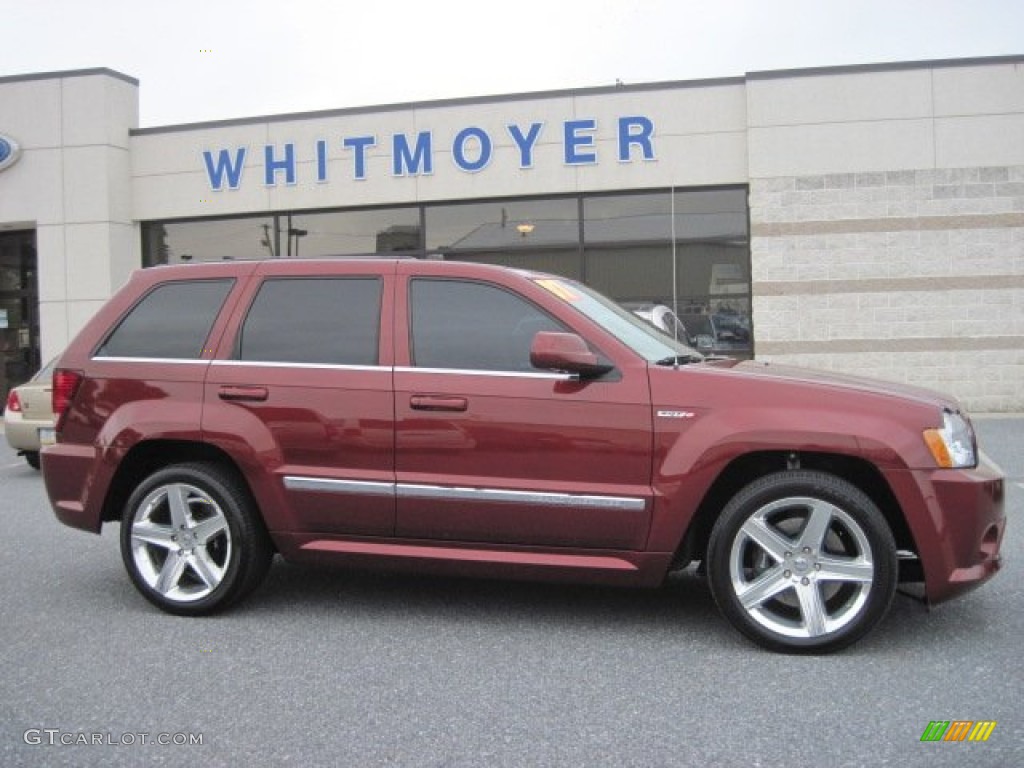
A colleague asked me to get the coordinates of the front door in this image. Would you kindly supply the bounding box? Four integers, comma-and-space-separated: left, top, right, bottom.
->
394, 269, 653, 550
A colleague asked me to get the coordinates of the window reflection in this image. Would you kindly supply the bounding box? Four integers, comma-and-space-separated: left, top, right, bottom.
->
281, 208, 420, 257
584, 189, 751, 358
425, 198, 581, 278
143, 208, 421, 266
143, 218, 277, 265
140, 188, 752, 357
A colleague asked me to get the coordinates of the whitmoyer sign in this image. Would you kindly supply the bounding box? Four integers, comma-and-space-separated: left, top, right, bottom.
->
203, 115, 657, 190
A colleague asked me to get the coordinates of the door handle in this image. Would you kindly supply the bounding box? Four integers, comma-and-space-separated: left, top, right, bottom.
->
218, 385, 269, 402
410, 395, 468, 412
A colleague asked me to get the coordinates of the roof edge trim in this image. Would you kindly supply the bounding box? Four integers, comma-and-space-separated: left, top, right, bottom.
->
0, 67, 138, 87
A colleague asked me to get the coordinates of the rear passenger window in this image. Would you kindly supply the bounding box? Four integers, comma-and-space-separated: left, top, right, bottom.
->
410, 279, 565, 372
238, 277, 381, 365
97, 279, 234, 359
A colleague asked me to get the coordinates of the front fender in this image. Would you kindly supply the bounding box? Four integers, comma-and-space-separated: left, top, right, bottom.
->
646, 404, 915, 552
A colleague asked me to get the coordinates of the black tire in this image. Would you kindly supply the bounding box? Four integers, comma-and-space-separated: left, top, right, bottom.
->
120, 462, 273, 616
24, 451, 40, 470
707, 470, 897, 654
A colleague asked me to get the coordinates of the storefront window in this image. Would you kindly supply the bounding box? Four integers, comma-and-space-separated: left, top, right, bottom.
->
584, 188, 751, 357
140, 187, 751, 356
425, 198, 581, 279
143, 217, 277, 266
584, 191, 673, 299
142, 207, 421, 266
277, 208, 420, 257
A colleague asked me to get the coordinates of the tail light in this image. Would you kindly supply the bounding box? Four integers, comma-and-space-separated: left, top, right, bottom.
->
5, 389, 22, 413
52, 369, 84, 432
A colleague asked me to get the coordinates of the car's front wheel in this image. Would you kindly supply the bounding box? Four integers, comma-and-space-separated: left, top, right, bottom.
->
23, 451, 40, 470
707, 470, 897, 654
120, 462, 273, 615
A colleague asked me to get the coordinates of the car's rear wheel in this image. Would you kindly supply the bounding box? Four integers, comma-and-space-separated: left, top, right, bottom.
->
120, 462, 273, 615
707, 470, 897, 654
24, 451, 40, 470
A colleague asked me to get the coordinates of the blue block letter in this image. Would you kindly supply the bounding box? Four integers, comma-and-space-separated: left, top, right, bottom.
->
452, 127, 493, 172
343, 136, 376, 180
203, 148, 247, 190
264, 143, 296, 186
618, 116, 655, 161
393, 132, 433, 176
316, 139, 328, 182
564, 119, 597, 165
507, 123, 543, 168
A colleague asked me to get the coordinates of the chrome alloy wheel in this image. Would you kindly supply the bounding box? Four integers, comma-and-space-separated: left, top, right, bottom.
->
129, 482, 232, 603
728, 496, 875, 639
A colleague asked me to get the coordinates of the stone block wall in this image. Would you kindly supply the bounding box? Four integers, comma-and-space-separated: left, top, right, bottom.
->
750, 165, 1024, 411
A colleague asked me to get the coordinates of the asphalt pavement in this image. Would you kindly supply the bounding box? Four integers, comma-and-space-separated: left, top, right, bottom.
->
1, 418, 1021, 767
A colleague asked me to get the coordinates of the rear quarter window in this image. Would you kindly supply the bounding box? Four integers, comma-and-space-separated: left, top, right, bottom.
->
96, 279, 234, 359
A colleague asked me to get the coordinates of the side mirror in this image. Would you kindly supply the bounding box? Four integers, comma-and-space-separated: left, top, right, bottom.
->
530, 332, 612, 378
694, 334, 715, 350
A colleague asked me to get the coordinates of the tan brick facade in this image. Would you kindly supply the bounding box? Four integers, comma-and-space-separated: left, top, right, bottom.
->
751, 166, 1024, 410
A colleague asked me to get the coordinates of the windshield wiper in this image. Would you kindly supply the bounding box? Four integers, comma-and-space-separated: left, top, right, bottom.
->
655, 354, 703, 366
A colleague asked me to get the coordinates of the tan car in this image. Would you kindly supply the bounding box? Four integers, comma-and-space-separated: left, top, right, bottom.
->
3, 358, 56, 469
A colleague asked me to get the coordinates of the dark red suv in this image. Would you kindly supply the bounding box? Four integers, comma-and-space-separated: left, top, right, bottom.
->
42, 259, 1005, 653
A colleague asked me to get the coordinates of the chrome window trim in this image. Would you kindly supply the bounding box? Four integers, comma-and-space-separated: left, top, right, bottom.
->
282, 476, 645, 512
90, 359, 563, 377
91, 356, 211, 365
213, 360, 387, 372
394, 366, 574, 381
283, 477, 396, 496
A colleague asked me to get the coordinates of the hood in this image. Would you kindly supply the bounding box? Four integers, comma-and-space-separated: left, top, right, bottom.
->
724, 360, 961, 411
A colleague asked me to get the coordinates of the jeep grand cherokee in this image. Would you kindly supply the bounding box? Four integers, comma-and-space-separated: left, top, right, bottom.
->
41, 259, 1005, 653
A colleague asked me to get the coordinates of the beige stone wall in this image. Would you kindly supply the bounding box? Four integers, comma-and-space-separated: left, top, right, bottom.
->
0, 70, 139, 361
750, 165, 1024, 411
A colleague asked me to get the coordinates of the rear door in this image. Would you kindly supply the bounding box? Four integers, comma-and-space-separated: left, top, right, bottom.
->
393, 263, 654, 550
204, 261, 396, 537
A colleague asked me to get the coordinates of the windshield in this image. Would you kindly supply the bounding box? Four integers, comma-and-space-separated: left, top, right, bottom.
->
533, 277, 703, 364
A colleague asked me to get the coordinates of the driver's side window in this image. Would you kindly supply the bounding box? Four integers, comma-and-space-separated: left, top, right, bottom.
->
410, 279, 565, 372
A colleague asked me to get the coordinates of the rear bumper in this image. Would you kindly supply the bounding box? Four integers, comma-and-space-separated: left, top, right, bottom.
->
41, 442, 105, 534
3, 411, 51, 453
888, 454, 1005, 604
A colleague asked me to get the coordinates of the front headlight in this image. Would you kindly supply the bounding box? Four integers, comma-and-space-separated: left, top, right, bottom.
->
923, 410, 977, 468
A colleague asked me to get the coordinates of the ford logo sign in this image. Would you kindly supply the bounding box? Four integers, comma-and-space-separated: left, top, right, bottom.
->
0, 134, 22, 172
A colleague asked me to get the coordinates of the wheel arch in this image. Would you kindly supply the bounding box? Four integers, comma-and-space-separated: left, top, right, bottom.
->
674, 450, 917, 571
101, 439, 262, 532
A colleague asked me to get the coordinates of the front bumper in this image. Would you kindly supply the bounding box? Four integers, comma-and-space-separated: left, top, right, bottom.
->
888, 454, 1005, 604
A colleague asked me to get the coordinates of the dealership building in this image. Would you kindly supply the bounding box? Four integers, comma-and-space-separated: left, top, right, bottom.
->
0, 55, 1021, 409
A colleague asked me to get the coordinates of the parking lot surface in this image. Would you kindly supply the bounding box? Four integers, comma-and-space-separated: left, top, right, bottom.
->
1, 418, 1021, 767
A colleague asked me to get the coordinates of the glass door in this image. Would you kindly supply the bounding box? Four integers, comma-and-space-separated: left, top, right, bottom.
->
0, 230, 40, 404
